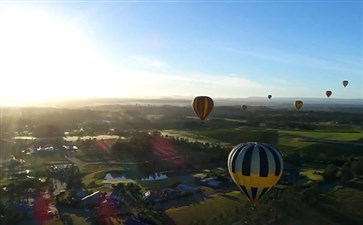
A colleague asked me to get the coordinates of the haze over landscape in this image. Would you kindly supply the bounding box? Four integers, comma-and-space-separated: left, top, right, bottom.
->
1, 2, 363, 225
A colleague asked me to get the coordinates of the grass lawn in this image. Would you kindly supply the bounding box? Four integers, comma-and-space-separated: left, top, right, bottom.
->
160, 130, 231, 147
299, 168, 324, 182
317, 187, 363, 225
315, 123, 360, 132
82, 164, 125, 174
82, 169, 125, 187
328, 187, 363, 219
62, 213, 92, 225
280, 130, 363, 142
0, 176, 10, 186
278, 136, 314, 151
138, 175, 196, 190
192, 128, 278, 146
74, 151, 114, 162
166, 191, 249, 225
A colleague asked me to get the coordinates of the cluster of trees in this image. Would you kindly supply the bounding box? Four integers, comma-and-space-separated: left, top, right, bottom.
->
111, 131, 229, 175
323, 157, 363, 183
2, 105, 360, 140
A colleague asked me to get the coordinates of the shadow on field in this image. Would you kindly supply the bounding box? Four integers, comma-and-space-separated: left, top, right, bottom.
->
161, 193, 206, 210
220, 193, 241, 202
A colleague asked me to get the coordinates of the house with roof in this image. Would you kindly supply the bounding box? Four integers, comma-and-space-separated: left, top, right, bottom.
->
176, 184, 196, 194
143, 191, 163, 205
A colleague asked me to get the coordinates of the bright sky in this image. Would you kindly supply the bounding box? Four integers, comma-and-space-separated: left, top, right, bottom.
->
0, 1, 362, 104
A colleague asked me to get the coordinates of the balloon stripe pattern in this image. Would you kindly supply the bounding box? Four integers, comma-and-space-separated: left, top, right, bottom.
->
192, 96, 214, 120
228, 142, 283, 206
294, 100, 303, 110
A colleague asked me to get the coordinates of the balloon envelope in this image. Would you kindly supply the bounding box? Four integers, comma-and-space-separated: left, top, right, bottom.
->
343, 80, 349, 87
242, 105, 247, 111
294, 100, 303, 110
228, 142, 283, 207
326, 90, 332, 98
192, 96, 214, 120
268, 95, 272, 99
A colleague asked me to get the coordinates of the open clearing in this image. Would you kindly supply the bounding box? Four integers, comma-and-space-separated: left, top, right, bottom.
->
160, 130, 231, 147
166, 191, 247, 225
280, 130, 363, 142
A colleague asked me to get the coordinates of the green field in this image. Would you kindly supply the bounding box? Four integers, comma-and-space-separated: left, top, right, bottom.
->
138, 175, 196, 190
161, 128, 279, 147
75, 151, 114, 162
317, 187, 363, 225
82, 169, 131, 188
193, 128, 278, 145
315, 123, 361, 132
160, 130, 231, 147
299, 168, 324, 182
166, 191, 248, 225
278, 136, 314, 151
280, 130, 363, 142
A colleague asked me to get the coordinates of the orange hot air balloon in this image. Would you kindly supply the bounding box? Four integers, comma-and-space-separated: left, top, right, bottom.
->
268, 95, 272, 99
294, 100, 303, 110
343, 80, 349, 87
326, 90, 332, 98
192, 96, 214, 120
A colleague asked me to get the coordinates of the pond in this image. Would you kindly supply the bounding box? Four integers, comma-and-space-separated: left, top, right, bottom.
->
104, 172, 168, 182
13, 135, 125, 141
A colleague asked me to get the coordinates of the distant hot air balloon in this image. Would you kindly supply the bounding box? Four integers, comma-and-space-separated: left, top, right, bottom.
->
268, 95, 272, 99
242, 105, 247, 111
326, 90, 332, 98
228, 142, 283, 207
192, 96, 214, 120
294, 100, 303, 110
343, 80, 349, 87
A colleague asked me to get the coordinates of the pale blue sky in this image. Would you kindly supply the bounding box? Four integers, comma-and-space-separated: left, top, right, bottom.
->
0, 1, 362, 102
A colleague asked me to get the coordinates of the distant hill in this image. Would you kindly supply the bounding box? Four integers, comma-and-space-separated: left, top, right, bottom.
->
1, 97, 362, 113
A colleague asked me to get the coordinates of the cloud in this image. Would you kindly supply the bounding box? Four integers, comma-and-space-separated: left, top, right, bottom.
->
101, 67, 267, 98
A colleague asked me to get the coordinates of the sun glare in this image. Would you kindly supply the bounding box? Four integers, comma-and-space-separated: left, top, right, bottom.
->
0, 8, 115, 104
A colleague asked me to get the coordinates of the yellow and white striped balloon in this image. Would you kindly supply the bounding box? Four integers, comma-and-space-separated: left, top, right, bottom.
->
228, 142, 283, 206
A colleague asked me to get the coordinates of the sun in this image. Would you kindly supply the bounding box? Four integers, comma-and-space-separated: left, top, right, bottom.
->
0, 7, 116, 104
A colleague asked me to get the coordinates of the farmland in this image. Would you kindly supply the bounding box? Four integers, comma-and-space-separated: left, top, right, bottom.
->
0, 104, 362, 225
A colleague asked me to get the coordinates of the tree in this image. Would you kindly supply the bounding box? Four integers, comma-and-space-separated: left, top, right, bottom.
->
66, 165, 82, 190
301, 183, 320, 206
341, 161, 353, 183
323, 164, 339, 182
351, 159, 360, 177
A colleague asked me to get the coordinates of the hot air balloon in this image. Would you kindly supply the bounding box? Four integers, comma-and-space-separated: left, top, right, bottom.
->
294, 100, 303, 110
343, 80, 349, 87
228, 142, 283, 207
242, 105, 247, 111
192, 96, 214, 120
268, 95, 272, 99
326, 90, 332, 98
